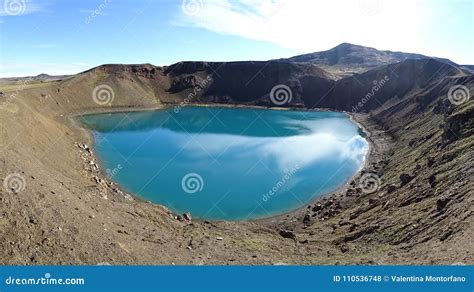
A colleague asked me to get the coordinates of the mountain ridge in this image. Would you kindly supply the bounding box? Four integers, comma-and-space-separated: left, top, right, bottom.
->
275, 43, 462, 77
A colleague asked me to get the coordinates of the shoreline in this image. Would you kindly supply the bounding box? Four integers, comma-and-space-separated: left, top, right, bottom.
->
70, 103, 390, 227
69, 102, 332, 118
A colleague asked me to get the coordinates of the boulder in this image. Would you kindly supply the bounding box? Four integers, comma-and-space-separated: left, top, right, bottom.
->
312, 203, 322, 212
183, 212, 192, 221
303, 214, 311, 224
436, 197, 449, 212
279, 229, 296, 240
386, 184, 397, 193
399, 173, 414, 186
427, 157, 435, 167
428, 174, 436, 188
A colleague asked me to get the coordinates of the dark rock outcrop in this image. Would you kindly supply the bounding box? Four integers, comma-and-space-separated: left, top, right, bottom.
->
279, 229, 296, 240
400, 173, 414, 187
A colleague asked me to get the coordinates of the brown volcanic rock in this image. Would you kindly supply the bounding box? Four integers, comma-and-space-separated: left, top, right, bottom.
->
157, 59, 467, 112
164, 61, 336, 106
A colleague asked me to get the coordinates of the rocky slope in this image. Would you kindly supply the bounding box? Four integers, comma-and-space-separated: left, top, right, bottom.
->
157, 58, 469, 113
277, 72, 473, 264
0, 51, 472, 265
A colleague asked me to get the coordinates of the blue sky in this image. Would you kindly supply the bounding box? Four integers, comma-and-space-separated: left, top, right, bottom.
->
0, 0, 472, 77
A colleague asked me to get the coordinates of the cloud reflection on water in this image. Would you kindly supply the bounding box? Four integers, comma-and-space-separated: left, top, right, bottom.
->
178, 131, 368, 172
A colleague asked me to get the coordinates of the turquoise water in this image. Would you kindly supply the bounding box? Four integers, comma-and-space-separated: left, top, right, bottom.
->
80, 106, 368, 221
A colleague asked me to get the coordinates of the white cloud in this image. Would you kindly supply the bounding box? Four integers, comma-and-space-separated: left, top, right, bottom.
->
176, 0, 437, 58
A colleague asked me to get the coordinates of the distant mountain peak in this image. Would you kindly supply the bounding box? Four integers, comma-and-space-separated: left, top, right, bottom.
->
36, 73, 51, 78
333, 42, 363, 49
276, 43, 459, 78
